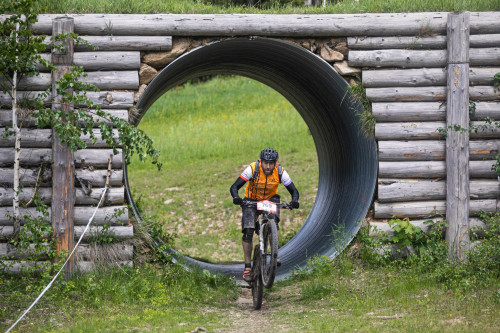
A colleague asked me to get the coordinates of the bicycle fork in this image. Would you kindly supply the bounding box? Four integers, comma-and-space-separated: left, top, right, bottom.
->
258, 219, 266, 254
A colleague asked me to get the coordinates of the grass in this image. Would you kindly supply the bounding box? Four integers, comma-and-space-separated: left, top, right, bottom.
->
270, 258, 500, 332
127, 75, 318, 263
0, 263, 238, 332
2, 253, 499, 332
38, 0, 500, 14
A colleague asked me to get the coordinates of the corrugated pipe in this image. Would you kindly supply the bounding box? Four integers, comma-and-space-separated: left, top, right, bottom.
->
125, 37, 377, 281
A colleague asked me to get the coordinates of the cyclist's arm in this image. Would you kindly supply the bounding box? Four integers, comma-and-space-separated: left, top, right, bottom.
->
230, 165, 252, 198
281, 170, 299, 202
230, 177, 246, 199
285, 182, 299, 202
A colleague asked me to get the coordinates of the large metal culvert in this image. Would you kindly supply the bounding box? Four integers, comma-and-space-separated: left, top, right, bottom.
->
125, 37, 377, 281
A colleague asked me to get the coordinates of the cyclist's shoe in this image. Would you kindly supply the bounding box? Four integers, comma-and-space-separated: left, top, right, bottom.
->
277, 258, 282, 267
243, 267, 253, 282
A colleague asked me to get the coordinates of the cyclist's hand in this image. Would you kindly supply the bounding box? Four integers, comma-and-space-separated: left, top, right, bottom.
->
291, 201, 299, 209
233, 197, 243, 205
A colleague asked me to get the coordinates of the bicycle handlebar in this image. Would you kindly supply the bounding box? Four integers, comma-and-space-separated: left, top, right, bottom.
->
241, 201, 295, 210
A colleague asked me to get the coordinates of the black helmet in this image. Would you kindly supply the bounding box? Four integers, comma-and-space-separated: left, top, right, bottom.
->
260, 148, 279, 162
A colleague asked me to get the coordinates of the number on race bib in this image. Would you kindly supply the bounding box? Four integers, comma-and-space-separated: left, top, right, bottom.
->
257, 200, 277, 213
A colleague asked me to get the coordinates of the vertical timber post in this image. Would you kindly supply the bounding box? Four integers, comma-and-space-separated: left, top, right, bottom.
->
51, 17, 75, 279
445, 12, 470, 261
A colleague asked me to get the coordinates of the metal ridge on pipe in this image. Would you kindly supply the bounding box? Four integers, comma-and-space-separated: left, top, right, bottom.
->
125, 37, 377, 281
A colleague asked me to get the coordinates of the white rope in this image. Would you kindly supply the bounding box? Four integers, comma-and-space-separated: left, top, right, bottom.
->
5, 187, 108, 333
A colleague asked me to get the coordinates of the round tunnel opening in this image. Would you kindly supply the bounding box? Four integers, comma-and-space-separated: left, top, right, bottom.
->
126, 74, 317, 263
125, 37, 377, 280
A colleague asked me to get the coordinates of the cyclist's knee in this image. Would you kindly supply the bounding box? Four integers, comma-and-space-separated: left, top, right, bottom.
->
242, 228, 254, 242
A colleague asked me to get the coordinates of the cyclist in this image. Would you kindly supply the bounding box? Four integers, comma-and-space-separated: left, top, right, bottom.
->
229, 148, 299, 282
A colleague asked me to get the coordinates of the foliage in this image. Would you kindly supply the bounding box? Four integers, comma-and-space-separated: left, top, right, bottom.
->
0, 0, 47, 91
355, 214, 500, 291
289, 255, 333, 282
346, 77, 375, 137
493, 72, 500, 87
387, 217, 425, 248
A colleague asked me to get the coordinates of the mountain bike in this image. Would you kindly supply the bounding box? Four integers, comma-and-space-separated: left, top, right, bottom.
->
242, 200, 294, 310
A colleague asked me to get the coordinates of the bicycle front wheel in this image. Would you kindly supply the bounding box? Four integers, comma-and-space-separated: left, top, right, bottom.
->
261, 219, 278, 288
252, 245, 263, 310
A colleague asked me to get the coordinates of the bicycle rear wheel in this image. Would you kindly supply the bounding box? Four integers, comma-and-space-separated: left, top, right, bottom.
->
252, 245, 263, 310
261, 219, 278, 288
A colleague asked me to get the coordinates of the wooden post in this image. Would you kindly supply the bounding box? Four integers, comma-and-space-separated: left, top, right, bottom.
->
445, 12, 470, 261
51, 17, 75, 279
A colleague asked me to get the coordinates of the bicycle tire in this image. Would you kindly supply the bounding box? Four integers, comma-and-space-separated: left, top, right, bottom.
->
261, 219, 278, 288
252, 245, 263, 310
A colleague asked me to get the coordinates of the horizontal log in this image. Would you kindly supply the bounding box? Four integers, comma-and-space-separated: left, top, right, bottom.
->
38, 52, 140, 71
0, 109, 129, 128
347, 34, 500, 49
369, 218, 486, 238
76, 169, 123, 187
0, 71, 139, 90
362, 67, 500, 88
28, 13, 500, 36
74, 206, 128, 226
0, 128, 120, 148
0, 260, 133, 273
74, 149, 123, 168
0, 167, 52, 186
0, 243, 50, 259
378, 140, 499, 161
366, 86, 499, 102
0, 168, 123, 187
76, 244, 134, 261
372, 102, 500, 122
0, 226, 49, 241
367, 86, 446, 102
77, 36, 172, 51
75, 226, 134, 240
0, 187, 125, 206
40, 36, 172, 52
379, 160, 497, 178
77, 261, 133, 272
0, 148, 123, 168
349, 48, 500, 68
378, 179, 500, 202
375, 122, 444, 140
375, 121, 500, 140
0, 205, 128, 226
0, 243, 133, 260
0, 91, 134, 109
0, 260, 48, 273
0, 148, 51, 167
369, 219, 442, 237
374, 199, 499, 218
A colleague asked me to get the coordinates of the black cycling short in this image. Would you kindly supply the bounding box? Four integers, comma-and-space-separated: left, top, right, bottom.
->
241, 195, 280, 232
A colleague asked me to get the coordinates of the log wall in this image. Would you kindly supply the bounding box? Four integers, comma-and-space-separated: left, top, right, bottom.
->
348, 13, 500, 226
1, 12, 499, 270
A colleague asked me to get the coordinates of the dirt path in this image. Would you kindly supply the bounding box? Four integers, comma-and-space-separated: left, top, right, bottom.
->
213, 286, 296, 333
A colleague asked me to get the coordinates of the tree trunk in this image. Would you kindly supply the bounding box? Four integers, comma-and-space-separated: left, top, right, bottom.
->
12, 22, 20, 241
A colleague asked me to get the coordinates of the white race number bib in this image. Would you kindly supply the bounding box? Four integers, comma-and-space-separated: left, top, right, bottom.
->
257, 200, 277, 213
